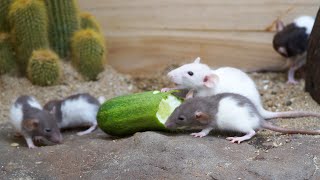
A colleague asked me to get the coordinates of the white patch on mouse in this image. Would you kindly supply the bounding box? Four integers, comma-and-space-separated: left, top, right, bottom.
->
28, 97, 42, 110
294, 15, 315, 34
9, 104, 23, 132
98, 96, 106, 104
59, 96, 98, 128
216, 97, 260, 133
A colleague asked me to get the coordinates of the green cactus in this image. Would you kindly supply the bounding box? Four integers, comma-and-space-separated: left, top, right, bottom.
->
44, 0, 80, 58
0, 33, 16, 75
71, 29, 106, 80
9, 0, 49, 74
27, 49, 61, 86
0, 0, 12, 32
80, 12, 101, 33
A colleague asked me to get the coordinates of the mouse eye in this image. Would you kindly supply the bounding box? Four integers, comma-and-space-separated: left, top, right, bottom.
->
187, 71, 194, 76
178, 116, 185, 121
44, 128, 51, 133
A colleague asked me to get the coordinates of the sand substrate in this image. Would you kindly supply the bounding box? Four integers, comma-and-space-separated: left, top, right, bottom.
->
1, 62, 320, 137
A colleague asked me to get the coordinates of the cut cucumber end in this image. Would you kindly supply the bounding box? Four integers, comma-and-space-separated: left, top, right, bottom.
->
156, 94, 182, 125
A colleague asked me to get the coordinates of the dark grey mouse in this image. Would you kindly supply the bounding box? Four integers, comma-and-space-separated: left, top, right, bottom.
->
165, 93, 320, 144
43, 93, 105, 136
9, 95, 62, 148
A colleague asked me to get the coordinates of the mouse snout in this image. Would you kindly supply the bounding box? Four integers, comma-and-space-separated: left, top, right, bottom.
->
165, 121, 176, 129
50, 132, 63, 144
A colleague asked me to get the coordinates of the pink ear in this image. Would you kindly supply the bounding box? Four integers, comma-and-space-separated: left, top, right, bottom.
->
195, 111, 210, 124
23, 119, 39, 131
276, 20, 285, 32
203, 73, 219, 88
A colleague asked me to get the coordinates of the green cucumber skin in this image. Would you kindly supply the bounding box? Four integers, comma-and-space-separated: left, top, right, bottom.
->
97, 91, 179, 137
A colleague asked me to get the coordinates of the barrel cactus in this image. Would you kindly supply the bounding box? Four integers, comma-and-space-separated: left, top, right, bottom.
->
0, 0, 12, 32
44, 0, 80, 58
71, 29, 106, 80
27, 49, 61, 86
9, 0, 49, 74
0, 33, 16, 75
80, 12, 101, 32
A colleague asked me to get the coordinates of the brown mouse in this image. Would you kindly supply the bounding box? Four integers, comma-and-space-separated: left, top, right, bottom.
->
9, 95, 62, 148
165, 93, 320, 144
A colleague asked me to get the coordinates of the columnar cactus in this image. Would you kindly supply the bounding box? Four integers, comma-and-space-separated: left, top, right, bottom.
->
80, 12, 101, 32
0, 33, 16, 75
44, 0, 80, 58
27, 49, 61, 86
0, 0, 12, 32
71, 29, 106, 80
9, 0, 49, 74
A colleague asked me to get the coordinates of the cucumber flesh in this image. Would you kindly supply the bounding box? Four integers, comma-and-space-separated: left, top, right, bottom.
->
156, 94, 182, 125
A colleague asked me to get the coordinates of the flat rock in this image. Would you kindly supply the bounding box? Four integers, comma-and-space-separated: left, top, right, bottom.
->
0, 123, 319, 180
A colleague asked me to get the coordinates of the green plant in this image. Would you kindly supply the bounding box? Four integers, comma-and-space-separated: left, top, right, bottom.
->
0, 0, 12, 32
9, 0, 49, 74
27, 49, 61, 86
71, 29, 106, 80
44, 0, 80, 58
0, 33, 16, 75
80, 12, 101, 32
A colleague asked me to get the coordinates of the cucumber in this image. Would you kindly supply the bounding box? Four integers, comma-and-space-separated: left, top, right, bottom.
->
97, 91, 182, 136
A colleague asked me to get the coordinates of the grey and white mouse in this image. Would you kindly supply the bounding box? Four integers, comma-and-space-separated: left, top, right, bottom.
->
272, 15, 315, 84
161, 57, 320, 119
9, 95, 62, 148
43, 93, 105, 136
165, 93, 320, 144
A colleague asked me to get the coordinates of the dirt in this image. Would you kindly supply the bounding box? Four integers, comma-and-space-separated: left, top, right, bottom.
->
0, 62, 320, 179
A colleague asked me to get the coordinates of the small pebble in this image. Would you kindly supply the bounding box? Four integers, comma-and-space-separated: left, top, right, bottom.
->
10, 143, 19, 147
285, 101, 292, 106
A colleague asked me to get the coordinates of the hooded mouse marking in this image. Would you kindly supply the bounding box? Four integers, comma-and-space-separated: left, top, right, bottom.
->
9, 95, 62, 148
273, 15, 315, 84
43, 93, 105, 136
166, 93, 320, 144
162, 57, 320, 119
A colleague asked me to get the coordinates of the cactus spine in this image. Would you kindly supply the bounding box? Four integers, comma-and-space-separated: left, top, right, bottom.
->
44, 0, 80, 58
0, 33, 16, 75
27, 49, 61, 86
9, 0, 49, 74
80, 12, 101, 32
71, 29, 105, 80
0, 0, 12, 32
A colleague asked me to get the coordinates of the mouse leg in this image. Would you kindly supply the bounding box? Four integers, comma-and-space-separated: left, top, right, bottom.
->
24, 135, 37, 149
286, 56, 306, 84
77, 123, 97, 136
185, 89, 194, 99
190, 127, 213, 138
226, 130, 256, 144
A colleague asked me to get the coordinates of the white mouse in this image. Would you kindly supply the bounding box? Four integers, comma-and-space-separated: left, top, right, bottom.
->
43, 93, 105, 136
162, 57, 320, 119
165, 93, 320, 144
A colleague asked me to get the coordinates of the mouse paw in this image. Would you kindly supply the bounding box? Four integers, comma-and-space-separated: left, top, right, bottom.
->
190, 132, 207, 138
286, 79, 299, 85
28, 144, 37, 149
226, 137, 246, 144
161, 88, 171, 92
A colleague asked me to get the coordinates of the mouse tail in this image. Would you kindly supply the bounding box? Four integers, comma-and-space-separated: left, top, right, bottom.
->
98, 96, 106, 104
258, 108, 320, 120
262, 122, 320, 135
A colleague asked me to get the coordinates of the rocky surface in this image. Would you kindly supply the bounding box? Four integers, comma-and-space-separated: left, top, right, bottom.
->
0, 62, 320, 179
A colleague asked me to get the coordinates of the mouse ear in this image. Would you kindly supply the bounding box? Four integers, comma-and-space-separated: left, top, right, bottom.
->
193, 57, 201, 64
203, 73, 219, 88
23, 119, 39, 131
50, 106, 56, 115
195, 111, 210, 124
276, 19, 285, 32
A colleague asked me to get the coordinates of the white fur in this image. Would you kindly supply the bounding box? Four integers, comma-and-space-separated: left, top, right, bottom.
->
98, 96, 106, 104
59, 96, 98, 128
9, 97, 42, 132
167, 57, 212, 89
10, 104, 23, 132
216, 97, 260, 133
294, 15, 315, 34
